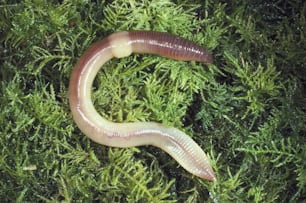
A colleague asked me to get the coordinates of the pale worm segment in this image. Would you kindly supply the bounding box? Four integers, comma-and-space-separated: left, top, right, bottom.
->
69, 31, 216, 181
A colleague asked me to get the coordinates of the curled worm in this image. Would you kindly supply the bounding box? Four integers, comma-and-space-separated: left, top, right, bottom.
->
69, 31, 216, 181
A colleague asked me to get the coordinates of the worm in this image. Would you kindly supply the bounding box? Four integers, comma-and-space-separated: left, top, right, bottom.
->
69, 31, 216, 181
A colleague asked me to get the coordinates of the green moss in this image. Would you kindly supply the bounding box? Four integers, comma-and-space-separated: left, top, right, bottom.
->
0, 0, 305, 202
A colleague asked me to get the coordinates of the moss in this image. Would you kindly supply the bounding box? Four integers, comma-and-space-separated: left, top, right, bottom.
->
0, 0, 305, 202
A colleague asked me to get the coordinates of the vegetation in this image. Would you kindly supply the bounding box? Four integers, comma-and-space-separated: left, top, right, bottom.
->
0, 0, 305, 202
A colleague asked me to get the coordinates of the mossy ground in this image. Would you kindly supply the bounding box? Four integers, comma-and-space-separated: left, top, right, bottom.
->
0, 0, 305, 202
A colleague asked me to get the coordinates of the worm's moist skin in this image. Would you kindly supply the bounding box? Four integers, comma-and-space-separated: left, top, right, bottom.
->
69, 31, 216, 181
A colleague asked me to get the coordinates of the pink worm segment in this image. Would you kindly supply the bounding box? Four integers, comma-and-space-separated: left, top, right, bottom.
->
69, 31, 216, 181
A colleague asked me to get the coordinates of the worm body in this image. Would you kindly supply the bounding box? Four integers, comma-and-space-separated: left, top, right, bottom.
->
69, 31, 216, 181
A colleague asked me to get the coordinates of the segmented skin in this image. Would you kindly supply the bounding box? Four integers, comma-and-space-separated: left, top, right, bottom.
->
69, 31, 216, 181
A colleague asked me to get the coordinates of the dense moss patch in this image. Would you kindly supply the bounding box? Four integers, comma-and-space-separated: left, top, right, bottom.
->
0, 0, 305, 202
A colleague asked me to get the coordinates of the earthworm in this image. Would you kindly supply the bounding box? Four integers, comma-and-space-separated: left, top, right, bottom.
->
69, 31, 216, 181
